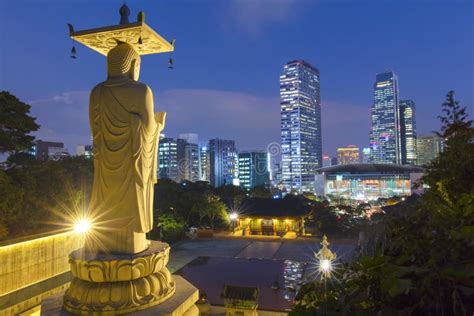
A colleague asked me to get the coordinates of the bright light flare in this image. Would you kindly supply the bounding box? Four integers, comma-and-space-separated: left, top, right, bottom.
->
319, 259, 331, 273
229, 212, 238, 221
74, 219, 91, 234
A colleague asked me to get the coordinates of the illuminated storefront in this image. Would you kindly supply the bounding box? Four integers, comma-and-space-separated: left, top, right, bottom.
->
315, 164, 424, 201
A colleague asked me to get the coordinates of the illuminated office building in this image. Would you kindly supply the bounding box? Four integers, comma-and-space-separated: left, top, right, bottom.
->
362, 147, 371, 163
416, 135, 444, 166
199, 145, 210, 182
158, 137, 178, 181
177, 138, 200, 182
400, 100, 417, 165
322, 154, 332, 168
209, 138, 238, 187
370, 71, 401, 164
337, 145, 360, 165
238, 151, 270, 189
280, 60, 321, 192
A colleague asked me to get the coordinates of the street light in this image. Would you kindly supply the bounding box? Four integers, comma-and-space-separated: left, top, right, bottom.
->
229, 212, 238, 221
315, 235, 337, 315
229, 212, 238, 234
74, 219, 91, 234
319, 259, 332, 274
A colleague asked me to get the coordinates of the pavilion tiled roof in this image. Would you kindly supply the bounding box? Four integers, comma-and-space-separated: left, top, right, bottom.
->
239, 197, 312, 218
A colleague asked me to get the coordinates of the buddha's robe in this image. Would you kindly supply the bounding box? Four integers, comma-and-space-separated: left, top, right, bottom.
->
89, 79, 164, 240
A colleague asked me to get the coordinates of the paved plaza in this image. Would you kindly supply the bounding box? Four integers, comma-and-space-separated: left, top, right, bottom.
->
168, 237, 357, 273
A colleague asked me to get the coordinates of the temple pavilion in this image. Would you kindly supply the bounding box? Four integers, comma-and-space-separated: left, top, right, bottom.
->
236, 197, 312, 236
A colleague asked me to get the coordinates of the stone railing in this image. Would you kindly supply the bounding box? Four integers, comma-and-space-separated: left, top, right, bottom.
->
0, 231, 84, 296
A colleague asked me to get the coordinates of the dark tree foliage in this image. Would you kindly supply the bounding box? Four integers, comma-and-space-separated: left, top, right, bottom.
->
292, 91, 474, 315
0, 91, 40, 153
0, 156, 93, 240
152, 180, 231, 242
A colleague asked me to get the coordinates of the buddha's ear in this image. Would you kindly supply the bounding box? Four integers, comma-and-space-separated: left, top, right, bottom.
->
130, 59, 138, 80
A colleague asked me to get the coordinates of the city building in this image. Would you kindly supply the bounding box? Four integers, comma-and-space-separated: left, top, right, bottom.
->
238, 151, 270, 189
178, 133, 198, 145
177, 138, 200, 182
280, 60, 322, 193
315, 163, 424, 201
75, 144, 93, 158
209, 138, 238, 187
330, 157, 338, 166
362, 147, 371, 163
158, 137, 178, 181
336, 145, 360, 165
271, 162, 283, 188
199, 144, 210, 182
370, 71, 401, 164
32, 140, 67, 160
322, 154, 332, 168
400, 100, 417, 165
416, 135, 444, 166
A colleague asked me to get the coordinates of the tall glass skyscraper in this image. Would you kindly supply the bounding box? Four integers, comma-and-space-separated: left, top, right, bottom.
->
370, 71, 401, 164
400, 100, 417, 165
158, 137, 178, 181
280, 60, 321, 193
209, 138, 238, 188
416, 135, 444, 166
238, 151, 270, 189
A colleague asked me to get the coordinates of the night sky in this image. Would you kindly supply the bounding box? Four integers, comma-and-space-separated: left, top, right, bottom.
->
0, 0, 472, 157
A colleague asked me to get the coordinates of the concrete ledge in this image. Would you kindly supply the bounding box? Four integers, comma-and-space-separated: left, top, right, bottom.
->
40, 275, 198, 315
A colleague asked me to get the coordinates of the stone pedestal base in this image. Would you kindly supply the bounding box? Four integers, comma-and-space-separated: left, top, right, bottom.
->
41, 276, 198, 315
60, 241, 182, 315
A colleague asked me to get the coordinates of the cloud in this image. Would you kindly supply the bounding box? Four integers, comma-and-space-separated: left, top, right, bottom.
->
28, 89, 281, 153
223, 0, 299, 36
29, 91, 91, 152
158, 89, 280, 150
28, 88, 371, 157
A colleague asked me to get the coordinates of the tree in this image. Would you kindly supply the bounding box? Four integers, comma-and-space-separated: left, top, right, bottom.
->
0, 156, 93, 240
0, 91, 40, 153
154, 212, 185, 243
249, 185, 272, 198
293, 91, 474, 315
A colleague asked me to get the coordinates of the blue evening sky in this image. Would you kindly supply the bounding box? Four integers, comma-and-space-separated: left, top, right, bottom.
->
0, 0, 472, 157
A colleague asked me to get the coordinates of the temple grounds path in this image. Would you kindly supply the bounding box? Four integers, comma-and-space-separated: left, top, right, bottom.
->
168, 238, 356, 273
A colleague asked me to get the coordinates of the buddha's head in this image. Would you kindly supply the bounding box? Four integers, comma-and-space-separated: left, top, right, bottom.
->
107, 42, 141, 81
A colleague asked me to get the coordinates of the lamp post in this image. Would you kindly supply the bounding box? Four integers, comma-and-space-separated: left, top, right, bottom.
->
74, 219, 91, 234
316, 235, 336, 315
229, 212, 238, 234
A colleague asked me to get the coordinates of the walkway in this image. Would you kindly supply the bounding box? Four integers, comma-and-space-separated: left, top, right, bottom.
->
168, 238, 357, 273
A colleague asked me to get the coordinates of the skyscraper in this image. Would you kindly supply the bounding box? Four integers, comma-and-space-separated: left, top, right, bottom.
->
399, 100, 417, 165
158, 137, 178, 181
362, 147, 371, 163
280, 60, 321, 192
199, 144, 210, 182
370, 71, 401, 164
177, 138, 200, 182
322, 154, 332, 168
238, 151, 270, 189
337, 145, 360, 165
416, 135, 444, 166
209, 138, 237, 187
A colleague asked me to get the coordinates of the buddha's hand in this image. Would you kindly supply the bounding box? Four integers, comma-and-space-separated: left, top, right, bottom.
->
155, 112, 166, 131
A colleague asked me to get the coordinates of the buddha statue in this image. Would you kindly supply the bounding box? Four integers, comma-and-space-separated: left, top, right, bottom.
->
87, 41, 165, 254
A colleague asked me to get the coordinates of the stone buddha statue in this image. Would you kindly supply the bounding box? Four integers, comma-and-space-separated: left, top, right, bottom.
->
87, 41, 165, 254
